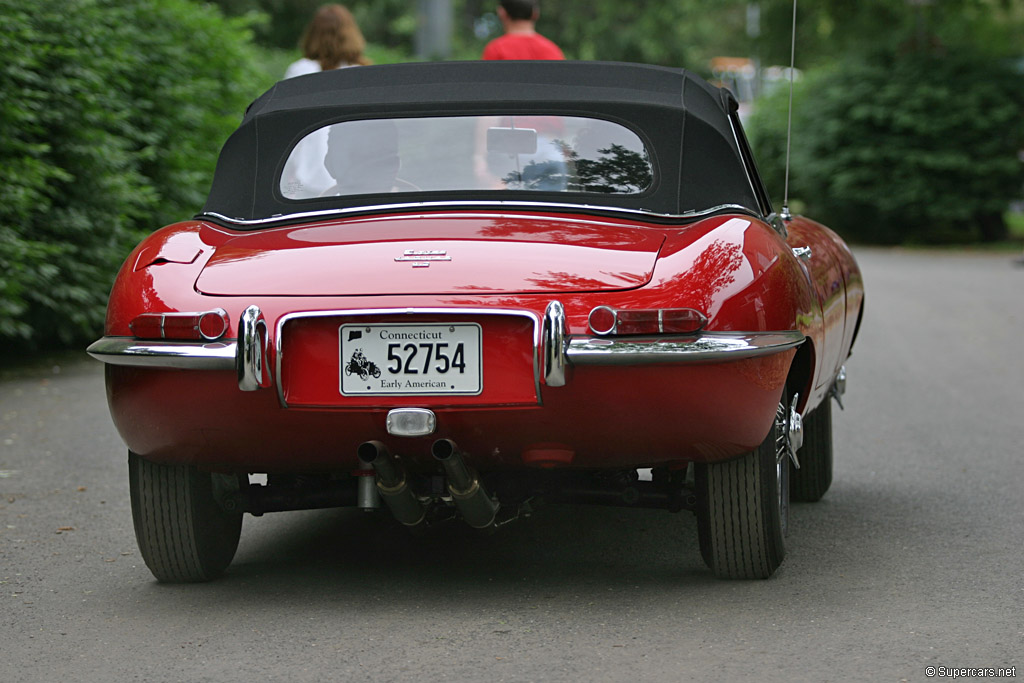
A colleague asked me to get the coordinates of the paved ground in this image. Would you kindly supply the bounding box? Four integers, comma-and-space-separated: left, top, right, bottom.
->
1, 247, 1022, 682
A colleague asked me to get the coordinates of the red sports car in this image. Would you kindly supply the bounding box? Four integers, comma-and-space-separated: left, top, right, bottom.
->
88, 61, 863, 581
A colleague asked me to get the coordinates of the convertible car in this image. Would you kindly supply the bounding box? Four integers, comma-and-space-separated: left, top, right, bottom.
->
88, 61, 863, 582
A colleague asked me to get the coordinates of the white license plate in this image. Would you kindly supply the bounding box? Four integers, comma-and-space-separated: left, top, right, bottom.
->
340, 323, 482, 396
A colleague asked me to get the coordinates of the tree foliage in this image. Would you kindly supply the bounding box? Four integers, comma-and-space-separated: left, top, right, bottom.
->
210, 0, 1024, 72
3, 0, 1023, 352
748, 50, 1024, 243
212, 0, 419, 56
760, 0, 1024, 66
0, 0, 264, 349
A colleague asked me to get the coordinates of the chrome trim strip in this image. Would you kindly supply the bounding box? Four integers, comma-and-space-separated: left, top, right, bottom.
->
274, 307, 542, 408
199, 201, 760, 228
86, 337, 236, 370
543, 301, 567, 387
565, 330, 805, 366
728, 115, 766, 218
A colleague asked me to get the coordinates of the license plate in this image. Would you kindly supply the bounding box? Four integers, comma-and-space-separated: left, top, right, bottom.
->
340, 323, 482, 396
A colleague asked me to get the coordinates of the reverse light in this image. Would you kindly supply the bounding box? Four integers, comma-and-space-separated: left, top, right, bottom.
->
588, 306, 707, 336
130, 309, 230, 341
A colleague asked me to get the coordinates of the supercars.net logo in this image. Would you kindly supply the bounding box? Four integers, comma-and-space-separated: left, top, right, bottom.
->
925, 666, 1017, 679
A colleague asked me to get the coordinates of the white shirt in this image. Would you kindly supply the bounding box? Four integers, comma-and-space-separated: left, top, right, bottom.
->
280, 60, 356, 197
283, 57, 324, 80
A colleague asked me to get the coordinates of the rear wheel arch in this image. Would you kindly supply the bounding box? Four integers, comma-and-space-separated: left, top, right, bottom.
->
786, 337, 815, 410
848, 300, 865, 354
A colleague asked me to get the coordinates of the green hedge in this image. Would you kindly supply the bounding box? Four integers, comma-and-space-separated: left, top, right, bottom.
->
747, 51, 1024, 244
0, 0, 265, 349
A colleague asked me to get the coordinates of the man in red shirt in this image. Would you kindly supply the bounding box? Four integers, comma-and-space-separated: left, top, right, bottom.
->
482, 0, 564, 60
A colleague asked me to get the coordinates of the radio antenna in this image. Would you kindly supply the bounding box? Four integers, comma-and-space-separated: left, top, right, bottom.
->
780, 0, 798, 221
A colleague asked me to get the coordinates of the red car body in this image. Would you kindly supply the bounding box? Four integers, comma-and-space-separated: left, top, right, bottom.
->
89, 62, 863, 581
99, 212, 857, 467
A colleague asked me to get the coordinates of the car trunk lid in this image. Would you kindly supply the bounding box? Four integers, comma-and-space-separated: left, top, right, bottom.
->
195, 213, 664, 296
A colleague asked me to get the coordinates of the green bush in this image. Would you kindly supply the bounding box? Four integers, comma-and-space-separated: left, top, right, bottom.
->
747, 52, 1024, 244
0, 0, 264, 349
211, 0, 420, 56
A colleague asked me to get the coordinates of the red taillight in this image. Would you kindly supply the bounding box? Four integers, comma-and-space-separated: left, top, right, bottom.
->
197, 311, 230, 340
130, 309, 230, 341
588, 306, 617, 335
587, 306, 706, 336
614, 309, 661, 335
660, 308, 708, 333
127, 315, 164, 340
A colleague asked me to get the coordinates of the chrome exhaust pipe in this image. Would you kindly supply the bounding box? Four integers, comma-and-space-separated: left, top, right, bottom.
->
431, 439, 499, 529
357, 441, 425, 527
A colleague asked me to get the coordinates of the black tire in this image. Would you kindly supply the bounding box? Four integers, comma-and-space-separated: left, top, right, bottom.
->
696, 404, 788, 579
790, 399, 833, 502
129, 452, 242, 582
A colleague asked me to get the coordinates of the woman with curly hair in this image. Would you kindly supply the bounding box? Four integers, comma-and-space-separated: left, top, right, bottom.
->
284, 4, 370, 79
281, 5, 373, 195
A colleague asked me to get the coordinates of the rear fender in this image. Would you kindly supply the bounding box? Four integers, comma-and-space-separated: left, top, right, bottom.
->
786, 337, 815, 413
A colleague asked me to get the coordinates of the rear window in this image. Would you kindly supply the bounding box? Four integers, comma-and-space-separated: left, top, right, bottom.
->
280, 115, 653, 201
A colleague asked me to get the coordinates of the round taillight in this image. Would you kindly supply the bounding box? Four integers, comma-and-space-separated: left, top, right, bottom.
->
588, 306, 617, 335
198, 310, 229, 340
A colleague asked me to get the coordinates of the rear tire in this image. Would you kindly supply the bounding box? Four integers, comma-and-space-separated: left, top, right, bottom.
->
697, 404, 788, 579
790, 399, 833, 502
129, 452, 242, 582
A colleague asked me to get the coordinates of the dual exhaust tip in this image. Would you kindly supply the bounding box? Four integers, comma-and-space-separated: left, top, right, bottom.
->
357, 439, 498, 529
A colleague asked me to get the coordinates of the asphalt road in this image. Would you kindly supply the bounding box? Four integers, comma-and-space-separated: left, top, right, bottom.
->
1, 247, 1022, 682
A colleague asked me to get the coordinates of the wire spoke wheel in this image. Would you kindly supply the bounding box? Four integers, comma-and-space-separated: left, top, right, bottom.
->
790, 399, 833, 502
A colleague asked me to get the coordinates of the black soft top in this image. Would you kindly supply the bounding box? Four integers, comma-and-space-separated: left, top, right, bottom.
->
200, 61, 763, 225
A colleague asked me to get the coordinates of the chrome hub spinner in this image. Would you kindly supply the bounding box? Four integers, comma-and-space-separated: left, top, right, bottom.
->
788, 401, 804, 456
777, 393, 802, 470
830, 365, 847, 410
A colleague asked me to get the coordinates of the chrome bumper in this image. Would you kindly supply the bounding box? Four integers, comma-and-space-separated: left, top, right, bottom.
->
88, 306, 267, 391
88, 329, 802, 371
86, 337, 236, 370
565, 331, 805, 366
88, 300, 803, 392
